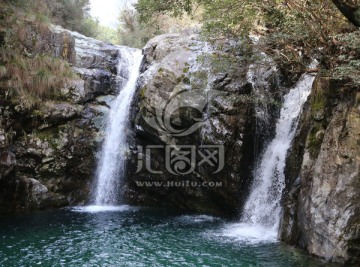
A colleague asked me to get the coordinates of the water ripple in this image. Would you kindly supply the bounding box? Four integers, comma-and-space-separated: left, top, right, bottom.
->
0, 209, 338, 267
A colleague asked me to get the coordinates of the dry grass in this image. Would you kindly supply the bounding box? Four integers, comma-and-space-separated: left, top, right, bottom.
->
0, 48, 75, 108
0, 0, 78, 109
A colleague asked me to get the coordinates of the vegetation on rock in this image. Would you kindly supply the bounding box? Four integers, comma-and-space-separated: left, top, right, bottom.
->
0, 0, 78, 109
117, 5, 200, 48
135, 0, 360, 85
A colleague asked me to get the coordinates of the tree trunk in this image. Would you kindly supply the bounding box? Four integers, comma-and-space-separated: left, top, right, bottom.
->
332, 0, 360, 27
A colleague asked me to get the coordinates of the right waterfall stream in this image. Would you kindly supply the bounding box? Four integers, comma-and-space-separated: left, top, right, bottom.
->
221, 68, 317, 242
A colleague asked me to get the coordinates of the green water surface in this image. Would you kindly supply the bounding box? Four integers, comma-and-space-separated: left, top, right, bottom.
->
0, 206, 339, 266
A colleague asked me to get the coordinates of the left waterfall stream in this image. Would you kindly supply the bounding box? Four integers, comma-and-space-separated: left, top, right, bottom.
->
86, 48, 143, 211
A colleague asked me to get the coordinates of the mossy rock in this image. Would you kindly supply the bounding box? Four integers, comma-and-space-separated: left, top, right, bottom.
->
139, 86, 147, 99
310, 77, 333, 121
307, 123, 325, 158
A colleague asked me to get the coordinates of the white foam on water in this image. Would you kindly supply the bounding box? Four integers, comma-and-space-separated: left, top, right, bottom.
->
176, 215, 220, 224
219, 223, 278, 243
71, 205, 136, 213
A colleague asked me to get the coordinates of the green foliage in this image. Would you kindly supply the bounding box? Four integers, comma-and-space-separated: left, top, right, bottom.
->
96, 25, 118, 44
46, 0, 119, 42
78, 16, 101, 39
202, 0, 260, 39
332, 62, 360, 85
136, 0, 195, 22
117, 6, 198, 48
46, 0, 92, 35
330, 31, 360, 85
136, 0, 360, 85
117, 8, 158, 48
0, 1, 77, 109
1, 0, 102, 39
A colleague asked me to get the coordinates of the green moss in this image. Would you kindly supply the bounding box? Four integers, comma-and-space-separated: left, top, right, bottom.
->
183, 67, 189, 73
311, 95, 325, 114
36, 128, 59, 140
176, 74, 186, 84
307, 124, 324, 158
32, 109, 45, 117
190, 70, 208, 89
32, 36, 37, 47
183, 77, 190, 84
30, 127, 61, 148
139, 86, 147, 98
193, 70, 208, 80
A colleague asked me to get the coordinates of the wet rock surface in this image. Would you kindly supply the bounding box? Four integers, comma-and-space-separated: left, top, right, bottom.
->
125, 33, 279, 217
0, 26, 132, 214
281, 77, 360, 264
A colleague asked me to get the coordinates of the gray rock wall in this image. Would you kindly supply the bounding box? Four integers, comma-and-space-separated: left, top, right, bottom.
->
124, 33, 279, 217
280, 77, 360, 264
0, 26, 130, 214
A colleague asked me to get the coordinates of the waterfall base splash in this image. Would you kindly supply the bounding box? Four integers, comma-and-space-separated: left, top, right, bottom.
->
218, 223, 278, 244
71, 205, 136, 213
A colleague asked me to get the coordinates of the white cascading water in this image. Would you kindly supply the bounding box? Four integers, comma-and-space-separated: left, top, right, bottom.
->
219, 65, 316, 242
241, 72, 316, 228
93, 49, 143, 206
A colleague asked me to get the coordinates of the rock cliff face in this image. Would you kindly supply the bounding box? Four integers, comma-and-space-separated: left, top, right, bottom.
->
0, 29, 281, 217
1, 23, 358, 263
0, 26, 131, 214
280, 77, 360, 264
124, 33, 280, 217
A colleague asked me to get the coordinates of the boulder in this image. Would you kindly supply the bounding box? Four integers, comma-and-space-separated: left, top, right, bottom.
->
125, 32, 279, 217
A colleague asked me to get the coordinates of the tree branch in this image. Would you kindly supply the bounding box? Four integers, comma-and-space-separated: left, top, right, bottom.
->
332, 0, 360, 27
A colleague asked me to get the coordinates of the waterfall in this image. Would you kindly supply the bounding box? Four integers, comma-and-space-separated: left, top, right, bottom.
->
241, 70, 316, 232
219, 68, 316, 242
93, 48, 143, 206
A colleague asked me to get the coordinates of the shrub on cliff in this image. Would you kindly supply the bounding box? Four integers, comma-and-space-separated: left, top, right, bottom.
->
0, 0, 76, 109
117, 6, 200, 48
135, 0, 360, 85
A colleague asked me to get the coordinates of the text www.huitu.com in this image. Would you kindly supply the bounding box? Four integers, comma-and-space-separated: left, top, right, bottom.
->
134, 181, 223, 188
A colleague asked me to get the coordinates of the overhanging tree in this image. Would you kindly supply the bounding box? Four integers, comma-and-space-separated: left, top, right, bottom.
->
332, 0, 360, 27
